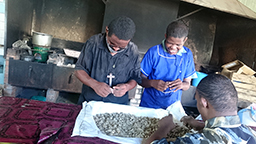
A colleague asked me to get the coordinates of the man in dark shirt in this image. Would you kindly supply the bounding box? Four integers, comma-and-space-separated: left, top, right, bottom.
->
75, 16, 141, 105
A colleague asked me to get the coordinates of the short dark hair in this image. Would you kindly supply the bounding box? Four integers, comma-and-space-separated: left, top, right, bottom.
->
166, 21, 188, 39
196, 74, 238, 112
108, 16, 136, 40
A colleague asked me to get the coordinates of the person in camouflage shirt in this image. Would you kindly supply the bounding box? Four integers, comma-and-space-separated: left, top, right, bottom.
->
145, 74, 256, 144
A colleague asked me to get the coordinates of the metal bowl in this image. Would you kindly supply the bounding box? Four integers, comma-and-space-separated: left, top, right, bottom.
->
32, 32, 53, 47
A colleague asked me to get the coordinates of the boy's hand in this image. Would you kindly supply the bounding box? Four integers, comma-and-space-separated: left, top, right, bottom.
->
151, 80, 169, 92
167, 79, 183, 92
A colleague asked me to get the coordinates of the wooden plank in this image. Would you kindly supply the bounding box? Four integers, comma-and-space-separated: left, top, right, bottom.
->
233, 81, 256, 90
232, 73, 256, 84
236, 86, 256, 103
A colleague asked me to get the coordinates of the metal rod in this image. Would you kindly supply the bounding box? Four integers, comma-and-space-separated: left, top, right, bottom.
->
175, 8, 204, 21
253, 50, 256, 70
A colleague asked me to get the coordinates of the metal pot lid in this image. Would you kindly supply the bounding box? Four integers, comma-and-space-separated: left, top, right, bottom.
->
32, 31, 53, 46
33, 31, 52, 37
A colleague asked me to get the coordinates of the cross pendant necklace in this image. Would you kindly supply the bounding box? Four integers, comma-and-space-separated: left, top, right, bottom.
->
107, 73, 115, 86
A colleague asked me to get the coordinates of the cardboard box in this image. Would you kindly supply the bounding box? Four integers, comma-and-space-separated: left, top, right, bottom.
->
221, 60, 256, 83
220, 60, 256, 107
221, 60, 255, 77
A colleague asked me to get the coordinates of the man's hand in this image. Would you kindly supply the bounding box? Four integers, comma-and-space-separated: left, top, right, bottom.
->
180, 116, 205, 131
92, 82, 112, 97
167, 79, 183, 92
150, 80, 169, 92
144, 114, 176, 144
112, 84, 128, 97
75, 70, 112, 97
158, 114, 176, 130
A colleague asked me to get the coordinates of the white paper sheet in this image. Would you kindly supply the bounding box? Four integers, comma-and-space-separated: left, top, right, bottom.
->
72, 101, 187, 144
64, 48, 81, 58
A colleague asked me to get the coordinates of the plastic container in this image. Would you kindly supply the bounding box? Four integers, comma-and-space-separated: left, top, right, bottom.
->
46, 88, 59, 102
31, 96, 46, 101
33, 46, 50, 62
192, 71, 208, 87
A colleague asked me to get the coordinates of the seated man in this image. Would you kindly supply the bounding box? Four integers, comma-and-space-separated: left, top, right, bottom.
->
145, 74, 256, 144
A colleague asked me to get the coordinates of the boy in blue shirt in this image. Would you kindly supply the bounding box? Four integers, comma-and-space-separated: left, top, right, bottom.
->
139, 21, 196, 109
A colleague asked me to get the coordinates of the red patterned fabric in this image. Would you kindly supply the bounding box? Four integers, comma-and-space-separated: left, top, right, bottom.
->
0, 97, 117, 144
251, 127, 256, 131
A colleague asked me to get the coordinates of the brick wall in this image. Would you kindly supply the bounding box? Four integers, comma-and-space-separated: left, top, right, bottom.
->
4, 48, 22, 97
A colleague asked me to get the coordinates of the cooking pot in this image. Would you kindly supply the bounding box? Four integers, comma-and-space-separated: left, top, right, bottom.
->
32, 32, 53, 47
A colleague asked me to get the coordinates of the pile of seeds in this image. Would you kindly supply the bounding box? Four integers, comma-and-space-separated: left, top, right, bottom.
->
93, 112, 191, 139
166, 125, 191, 142
93, 112, 159, 138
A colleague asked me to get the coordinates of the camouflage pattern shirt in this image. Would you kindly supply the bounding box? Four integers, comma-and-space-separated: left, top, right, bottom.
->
153, 115, 256, 144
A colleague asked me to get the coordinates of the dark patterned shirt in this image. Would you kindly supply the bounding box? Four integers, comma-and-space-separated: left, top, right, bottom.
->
153, 115, 256, 144
75, 33, 141, 105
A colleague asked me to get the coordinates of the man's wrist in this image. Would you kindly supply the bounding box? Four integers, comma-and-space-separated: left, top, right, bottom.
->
124, 83, 130, 91
90, 80, 99, 90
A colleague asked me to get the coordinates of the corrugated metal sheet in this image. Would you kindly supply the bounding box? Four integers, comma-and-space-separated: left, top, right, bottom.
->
181, 0, 256, 20
239, 0, 256, 13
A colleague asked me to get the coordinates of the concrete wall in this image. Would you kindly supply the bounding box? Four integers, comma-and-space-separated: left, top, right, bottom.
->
5, 0, 33, 51
34, 0, 105, 43
102, 0, 179, 53
5, 0, 256, 72
211, 12, 256, 71
178, 2, 216, 67
5, 0, 105, 51
102, 0, 217, 69
178, 2, 256, 72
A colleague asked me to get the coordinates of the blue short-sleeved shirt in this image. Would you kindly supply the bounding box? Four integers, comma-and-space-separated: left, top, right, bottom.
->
140, 43, 196, 109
